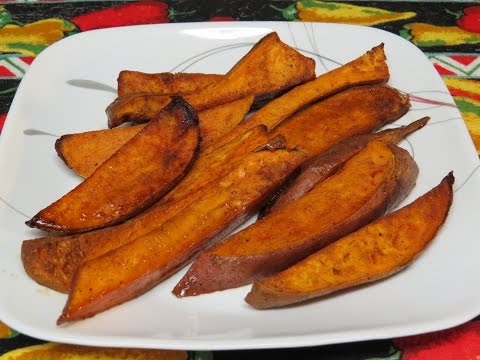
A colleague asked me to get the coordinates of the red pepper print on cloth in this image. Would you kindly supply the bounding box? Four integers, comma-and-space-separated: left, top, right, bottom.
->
392, 321, 480, 360
0, 113, 6, 132
455, 5, 480, 33
0, 2, 172, 54
207, 16, 236, 22
0, 1, 172, 134
402, 4, 480, 47
70, 1, 170, 31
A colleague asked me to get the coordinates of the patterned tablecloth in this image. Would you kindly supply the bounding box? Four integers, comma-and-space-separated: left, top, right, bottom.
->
1, 1, 479, 359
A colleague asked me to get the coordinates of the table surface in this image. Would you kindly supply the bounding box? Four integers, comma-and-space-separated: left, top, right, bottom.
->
1, 1, 479, 359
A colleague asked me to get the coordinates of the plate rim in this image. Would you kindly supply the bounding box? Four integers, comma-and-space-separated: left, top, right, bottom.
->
1, 20, 480, 350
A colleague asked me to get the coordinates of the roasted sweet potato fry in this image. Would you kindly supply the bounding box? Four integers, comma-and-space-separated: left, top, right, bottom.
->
56, 96, 254, 178
262, 117, 429, 216
24, 82, 409, 291
56, 125, 140, 179
106, 92, 171, 126
186, 31, 315, 110
22, 85, 408, 291
22, 126, 273, 293
107, 32, 315, 128
26, 97, 200, 233
245, 172, 454, 309
117, 71, 224, 97
57, 146, 306, 324
173, 141, 418, 297
198, 95, 254, 148
204, 43, 390, 153
270, 85, 409, 158
62, 84, 407, 179
21, 83, 408, 291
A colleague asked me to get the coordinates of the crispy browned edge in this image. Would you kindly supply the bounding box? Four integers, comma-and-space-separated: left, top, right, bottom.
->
245, 172, 454, 309
107, 32, 316, 128
26, 96, 200, 233
21, 125, 271, 293
56, 96, 254, 178
117, 72, 224, 97
56, 147, 306, 324
202, 43, 389, 154
172, 142, 419, 297
22, 41, 389, 297
261, 117, 429, 216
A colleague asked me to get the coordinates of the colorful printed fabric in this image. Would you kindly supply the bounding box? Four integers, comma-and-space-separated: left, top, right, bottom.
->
0, 1, 479, 359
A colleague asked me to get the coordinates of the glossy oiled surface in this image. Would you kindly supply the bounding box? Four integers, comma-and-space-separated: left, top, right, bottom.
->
57, 96, 254, 178
173, 141, 419, 297
246, 173, 454, 309
59, 149, 304, 324
272, 85, 409, 157
26, 98, 200, 233
215, 142, 398, 255
0, 21, 479, 352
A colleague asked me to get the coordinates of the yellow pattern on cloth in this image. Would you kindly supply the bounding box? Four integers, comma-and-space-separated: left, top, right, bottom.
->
0, 343, 187, 360
445, 78, 480, 153
296, 0, 416, 26
404, 23, 480, 46
0, 19, 76, 56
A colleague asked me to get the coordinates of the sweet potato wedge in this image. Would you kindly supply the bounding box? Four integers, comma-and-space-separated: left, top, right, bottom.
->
56, 96, 254, 178
57, 147, 306, 324
22, 85, 408, 292
106, 32, 315, 128
22, 126, 273, 293
56, 125, 140, 179
117, 71, 223, 97
21, 84, 408, 291
21, 85, 408, 291
245, 172, 454, 309
270, 85, 410, 158
173, 141, 418, 297
26, 97, 200, 233
198, 95, 254, 148
203, 43, 390, 153
262, 117, 429, 216
106, 92, 171, 126
185, 31, 315, 110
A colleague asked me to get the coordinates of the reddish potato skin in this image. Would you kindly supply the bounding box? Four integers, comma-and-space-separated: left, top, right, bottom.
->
107, 32, 316, 128
262, 117, 429, 217
173, 142, 418, 297
204, 44, 390, 154
26, 97, 200, 233
117, 71, 223, 97
57, 147, 306, 324
245, 173, 454, 309
21, 126, 271, 293
57, 96, 254, 178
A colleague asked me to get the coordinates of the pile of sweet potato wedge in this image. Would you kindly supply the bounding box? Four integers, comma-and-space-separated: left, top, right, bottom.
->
21, 32, 454, 324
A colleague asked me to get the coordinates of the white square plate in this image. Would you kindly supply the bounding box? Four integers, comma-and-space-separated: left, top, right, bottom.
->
1, 22, 479, 350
